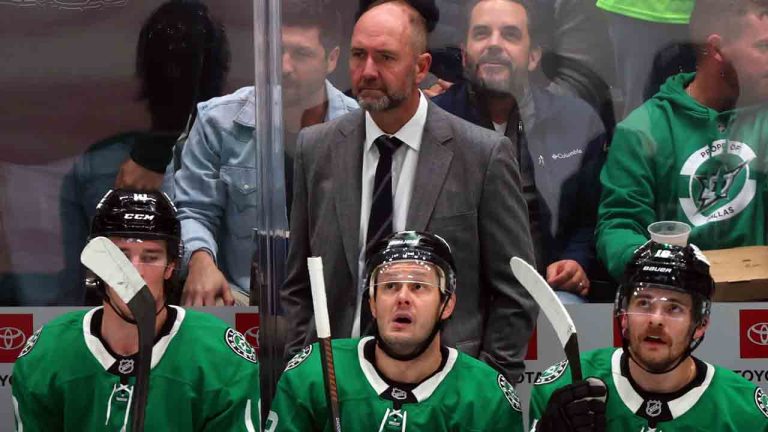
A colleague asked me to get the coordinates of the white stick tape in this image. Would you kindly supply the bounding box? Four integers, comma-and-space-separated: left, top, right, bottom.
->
308, 257, 331, 339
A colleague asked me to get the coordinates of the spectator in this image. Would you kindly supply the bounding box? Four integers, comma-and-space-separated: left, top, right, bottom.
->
281, 0, 536, 382
433, 0, 607, 303
597, 0, 696, 119
596, 0, 768, 281
114, 0, 230, 191
59, 0, 229, 305
174, 0, 358, 306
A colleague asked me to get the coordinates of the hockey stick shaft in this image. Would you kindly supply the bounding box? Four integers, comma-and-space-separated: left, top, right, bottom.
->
128, 289, 155, 432
307, 257, 342, 432
319, 338, 342, 432
81, 237, 155, 432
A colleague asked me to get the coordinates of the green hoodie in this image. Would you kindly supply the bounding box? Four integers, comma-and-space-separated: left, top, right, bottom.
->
597, 73, 768, 280
596, 0, 694, 24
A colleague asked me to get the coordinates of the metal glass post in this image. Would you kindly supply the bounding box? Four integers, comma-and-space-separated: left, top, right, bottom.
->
252, 0, 286, 420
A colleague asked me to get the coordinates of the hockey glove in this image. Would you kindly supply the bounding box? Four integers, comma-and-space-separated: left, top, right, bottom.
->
536, 377, 607, 432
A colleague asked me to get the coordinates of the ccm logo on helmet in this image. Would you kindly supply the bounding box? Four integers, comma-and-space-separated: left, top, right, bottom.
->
124, 214, 155, 221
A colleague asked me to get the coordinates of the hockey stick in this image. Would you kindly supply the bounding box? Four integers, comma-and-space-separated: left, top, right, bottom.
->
81, 236, 156, 432
510, 257, 582, 381
307, 257, 342, 432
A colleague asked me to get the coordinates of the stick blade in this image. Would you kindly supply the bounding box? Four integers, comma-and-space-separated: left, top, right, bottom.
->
510, 257, 583, 381
510, 257, 578, 349
81, 236, 146, 304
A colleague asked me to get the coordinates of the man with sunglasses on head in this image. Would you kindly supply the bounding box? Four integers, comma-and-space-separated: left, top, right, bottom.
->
529, 241, 768, 431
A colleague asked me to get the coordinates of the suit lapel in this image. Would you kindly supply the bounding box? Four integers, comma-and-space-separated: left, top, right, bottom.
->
333, 111, 365, 278
407, 103, 454, 231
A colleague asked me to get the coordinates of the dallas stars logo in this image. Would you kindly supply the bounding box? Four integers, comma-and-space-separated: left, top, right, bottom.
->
17, 327, 42, 359
756, 388, 768, 419
497, 374, 521, 412
285, 345, 312, 371
225, 328, 258, 364
534, 359, 569, 385
679, 140, 756, 226
693, 160, 750, 211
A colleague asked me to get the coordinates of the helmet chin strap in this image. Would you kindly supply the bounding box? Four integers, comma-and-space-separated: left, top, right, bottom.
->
618, 316, 705, 375
374, 296, 451, 362
103, 288, 167, 326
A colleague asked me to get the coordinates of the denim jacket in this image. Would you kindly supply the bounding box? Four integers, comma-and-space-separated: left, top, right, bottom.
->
174, 81, 358, 294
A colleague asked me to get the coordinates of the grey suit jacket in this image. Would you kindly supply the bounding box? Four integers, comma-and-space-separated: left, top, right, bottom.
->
281, 101, 537, 381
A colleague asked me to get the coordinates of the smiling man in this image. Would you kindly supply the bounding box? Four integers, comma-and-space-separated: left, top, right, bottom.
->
432, 0, 606, 303
529, 241, 768, 431
269, 231, 523, 431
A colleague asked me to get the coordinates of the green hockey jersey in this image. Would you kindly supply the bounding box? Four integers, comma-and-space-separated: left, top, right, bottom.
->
268, 337, 523, 431
597, 72, 768, 280
12, 306, 260, 431
529, 348, 768, 431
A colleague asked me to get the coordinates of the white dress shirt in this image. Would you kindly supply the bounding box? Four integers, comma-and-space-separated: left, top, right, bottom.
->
351, 92, 428, 336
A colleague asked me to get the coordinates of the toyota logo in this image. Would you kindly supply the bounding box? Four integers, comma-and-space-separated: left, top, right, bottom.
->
0, 327, 26, 351
244, 326, 260, 349
747, 322, 768, 346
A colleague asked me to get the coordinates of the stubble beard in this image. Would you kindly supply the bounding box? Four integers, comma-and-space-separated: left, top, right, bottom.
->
357, 88, 408, 113
465, 58, 525, 98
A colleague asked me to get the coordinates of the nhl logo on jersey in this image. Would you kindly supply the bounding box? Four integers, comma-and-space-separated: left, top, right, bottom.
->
225, 328, 258, 364
17, 327, 41, 359
497, 374, 521, 412
285, 345, 312, 371
391, 387, 408, 400
755, 388, 768, 418
645, 400, 663, 417
535, 359, 569, 385
118, 359, 135, 374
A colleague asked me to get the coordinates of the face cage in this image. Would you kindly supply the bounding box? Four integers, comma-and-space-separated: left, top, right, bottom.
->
368, 259, 449, 299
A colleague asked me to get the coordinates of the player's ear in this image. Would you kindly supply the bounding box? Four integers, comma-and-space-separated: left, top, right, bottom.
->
620, 314, 628, 337
693, 317, 709, 340
369, 292, 377, 319
164, 261, 176, 280
440, 293, 456, 320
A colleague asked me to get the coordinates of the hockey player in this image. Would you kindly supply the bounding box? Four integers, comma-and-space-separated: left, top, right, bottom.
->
529, 241, 768, 431
267, 231, 524, 431
11, 189, 260, 431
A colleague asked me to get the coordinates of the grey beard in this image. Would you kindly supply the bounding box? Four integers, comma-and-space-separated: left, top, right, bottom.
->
358, 91, 407, 113
358, 95, 393, 112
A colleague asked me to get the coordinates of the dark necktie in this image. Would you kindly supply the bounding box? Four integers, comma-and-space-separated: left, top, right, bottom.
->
360, 134, 403, 335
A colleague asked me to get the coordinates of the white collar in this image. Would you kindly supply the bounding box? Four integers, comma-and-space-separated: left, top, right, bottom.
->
82, 305, 186, 372
611, 348, 715, 419
364, 91, 428, 153
356, 336, 458, 403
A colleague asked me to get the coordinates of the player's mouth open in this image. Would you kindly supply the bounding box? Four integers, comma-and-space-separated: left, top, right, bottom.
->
392, 313, 413, 327
643, 335, 666, 345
